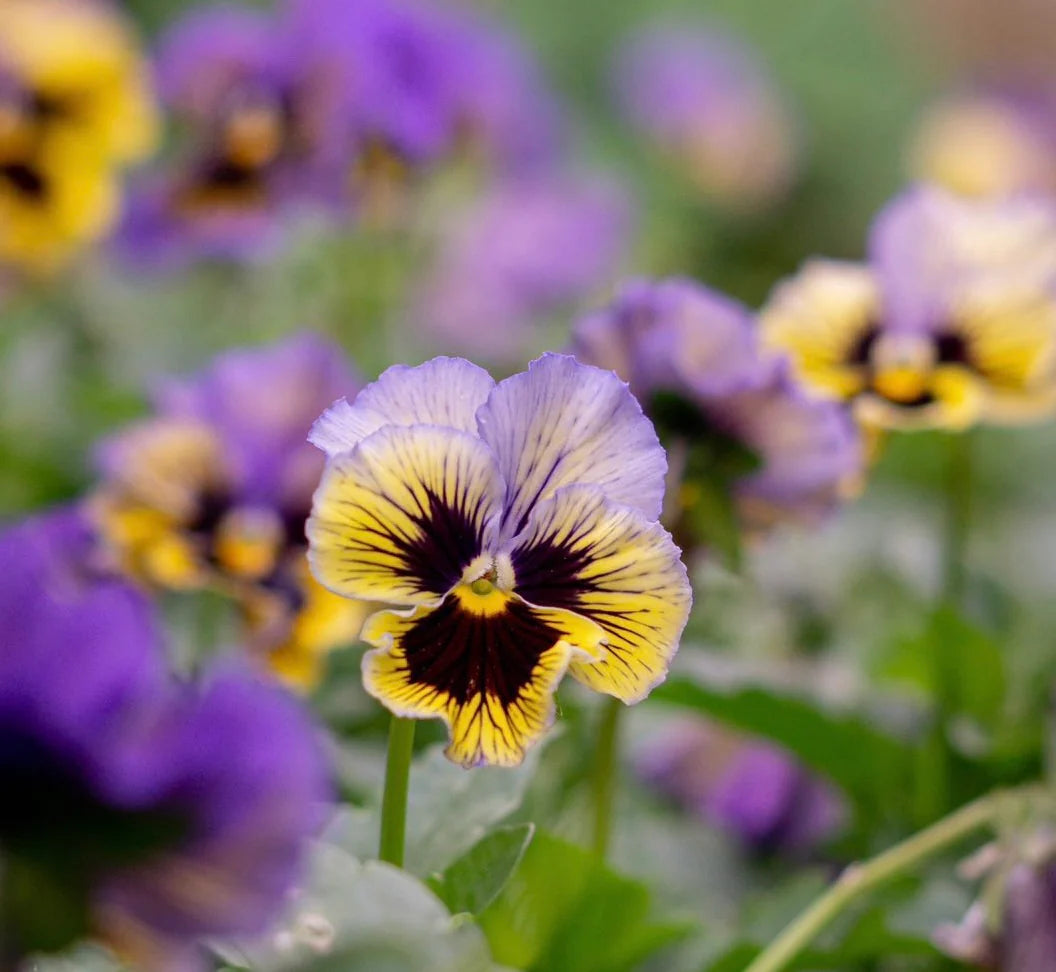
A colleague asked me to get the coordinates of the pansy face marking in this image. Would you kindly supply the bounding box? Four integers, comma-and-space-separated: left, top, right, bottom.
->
760, 188, 1056, 431
307, 354, 692, 767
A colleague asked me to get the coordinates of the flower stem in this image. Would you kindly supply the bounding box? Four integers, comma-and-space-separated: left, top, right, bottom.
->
941, 431, 973, 607
744, 785, 1047, 972
378, 715, 416, 867
592, 696, 624, 859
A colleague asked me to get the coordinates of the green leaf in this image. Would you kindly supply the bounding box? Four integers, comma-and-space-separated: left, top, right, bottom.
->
651, 677, 913, 812
478, 830, 689, 972
325, 743, 541, 878
883, 606, 1006, 726
428, 824, 535, 917
218, 843, 499, 972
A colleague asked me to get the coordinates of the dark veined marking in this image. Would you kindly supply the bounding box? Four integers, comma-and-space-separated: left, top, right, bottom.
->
381, 484, 487, 597
0, 162, 46, 200
846, 324, 880, 366
401, 594, 562, 707
935, 331, 971, 367
509, 517, 666, 682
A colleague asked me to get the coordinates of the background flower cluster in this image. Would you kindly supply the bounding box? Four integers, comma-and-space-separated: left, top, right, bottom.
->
4, 0, 1056, 970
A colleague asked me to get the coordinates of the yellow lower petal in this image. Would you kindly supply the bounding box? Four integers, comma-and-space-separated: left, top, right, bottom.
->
361, 587, 604, 767
507, 485, 692, 704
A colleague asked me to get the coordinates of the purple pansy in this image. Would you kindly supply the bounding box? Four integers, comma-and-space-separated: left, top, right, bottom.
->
415, 178, 632, 360
572, 277, 862, 544
0, 509, 330, 966
614, 23, 799, 210
113, 3, 348, 269
634, 716, 845, 855
286, 0, 563, 175
91, 334, 368, 689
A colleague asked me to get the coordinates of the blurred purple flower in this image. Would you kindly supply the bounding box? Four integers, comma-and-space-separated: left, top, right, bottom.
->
634, 716, 845, 855
761, 186, 1056, 431
614, 23, 799, 211
286, 0, 563, 175
92, 334, 369, 689
572, 277, 862, 541
0, 509, 331, 965
417, 178, 632, 360
113, 3, 349, 269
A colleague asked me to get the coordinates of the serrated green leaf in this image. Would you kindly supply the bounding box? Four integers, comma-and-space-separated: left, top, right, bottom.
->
428, 824, 535, 916
219, 843, 499, 972
322, 743, 540, 878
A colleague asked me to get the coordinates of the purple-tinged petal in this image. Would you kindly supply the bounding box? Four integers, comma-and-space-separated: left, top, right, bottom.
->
309, 356, 494, 458
868, 184, 1056, 334
572, 277, 768, 400
477, 353, 667, 542
156, 4, 291, 120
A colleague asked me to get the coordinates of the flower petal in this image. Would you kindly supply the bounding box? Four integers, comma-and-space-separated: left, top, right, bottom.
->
476, 353, 666, 543
759, 259, 880, 401
308, 357, 495, 458
952, 285, 1056, 421
507, 485, 691, 703
362, 588, 605, 767
307, 425, 502, 605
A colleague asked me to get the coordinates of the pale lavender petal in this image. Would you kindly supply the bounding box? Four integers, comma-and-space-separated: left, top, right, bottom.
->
869, 184, 1056, 333
718, 362, 863, 530
573, 277, 768, 398
309, 357, 495, 457
477, 353, 666, 541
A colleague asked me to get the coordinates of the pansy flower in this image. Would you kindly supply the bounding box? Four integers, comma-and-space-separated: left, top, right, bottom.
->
613, 23, 798, 212
114, 3, 348, 269
0, 0, 157, 271
91, 334, 369, 689
572, 278, 862, 555
307, 354, 691, 767
760, 186, 1056, 430
287, 0, 563, 179
0, 508, 330, 967
910, 86, 1056, 198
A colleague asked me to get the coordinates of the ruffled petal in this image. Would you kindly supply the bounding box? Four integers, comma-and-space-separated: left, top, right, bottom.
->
361, 587, 605, 767
307, 425, 502, 605
952, 284, 1056, 422
759, 259, 881, 401
506, 485, 691, 703
476, 353, 667, 543
309, 357, 495, 458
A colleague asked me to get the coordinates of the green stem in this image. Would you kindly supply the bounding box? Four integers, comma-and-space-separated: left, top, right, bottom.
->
378, 716, 416, 867
941, 431, 973, 608
592, 696, 624, 859
744, 785, 1047, 972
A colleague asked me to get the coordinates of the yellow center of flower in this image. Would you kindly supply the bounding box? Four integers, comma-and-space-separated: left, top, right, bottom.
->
454, 578, 512, 617
224, 104, 284, 170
